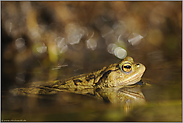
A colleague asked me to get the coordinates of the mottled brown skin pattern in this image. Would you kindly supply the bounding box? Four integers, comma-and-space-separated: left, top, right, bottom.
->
11, 56, 146, 96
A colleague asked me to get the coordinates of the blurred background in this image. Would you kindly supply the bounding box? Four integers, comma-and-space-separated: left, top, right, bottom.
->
1, 1, 182, 122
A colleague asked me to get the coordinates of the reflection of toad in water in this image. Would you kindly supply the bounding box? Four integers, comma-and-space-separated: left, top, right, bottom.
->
95, 81, 146, 114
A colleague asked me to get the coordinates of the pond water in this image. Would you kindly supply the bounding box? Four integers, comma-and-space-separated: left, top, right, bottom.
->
2, 53, 182, 122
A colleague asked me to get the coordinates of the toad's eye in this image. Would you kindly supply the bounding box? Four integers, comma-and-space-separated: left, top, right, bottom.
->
122, 63, 132, 72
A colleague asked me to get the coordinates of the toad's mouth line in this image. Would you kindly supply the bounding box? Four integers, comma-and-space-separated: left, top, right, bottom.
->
117, 72, 144, 86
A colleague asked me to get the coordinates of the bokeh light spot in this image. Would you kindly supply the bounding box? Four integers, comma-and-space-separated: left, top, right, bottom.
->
15, 38, 26, 52
86, 38, 97, 50
114, 47, 127, 59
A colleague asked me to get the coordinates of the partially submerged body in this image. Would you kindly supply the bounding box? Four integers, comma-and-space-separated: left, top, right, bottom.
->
11, 56, 146, 97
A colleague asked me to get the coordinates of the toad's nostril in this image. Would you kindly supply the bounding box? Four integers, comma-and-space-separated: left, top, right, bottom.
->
136, 63, 140, 67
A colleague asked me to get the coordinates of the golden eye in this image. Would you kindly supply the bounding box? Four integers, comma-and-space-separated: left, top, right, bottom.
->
122, 63, 132, 72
